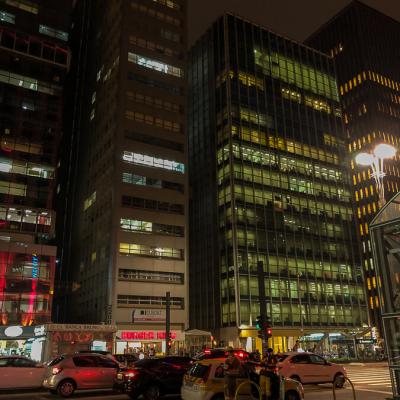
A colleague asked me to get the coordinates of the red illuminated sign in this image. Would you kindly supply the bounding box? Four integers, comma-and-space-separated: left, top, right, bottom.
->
121, 331, 177, 340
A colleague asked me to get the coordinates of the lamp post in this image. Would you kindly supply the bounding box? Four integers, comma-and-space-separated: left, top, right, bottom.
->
355, 143, 397, 206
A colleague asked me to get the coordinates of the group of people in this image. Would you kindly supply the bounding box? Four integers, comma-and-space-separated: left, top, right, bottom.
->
224, 347, 280, 400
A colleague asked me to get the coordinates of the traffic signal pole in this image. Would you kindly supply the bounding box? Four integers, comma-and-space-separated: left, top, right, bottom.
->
166, 291, 171, 355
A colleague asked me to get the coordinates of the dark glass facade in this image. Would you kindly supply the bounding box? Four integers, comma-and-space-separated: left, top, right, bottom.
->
306, 0, 400, 334
0, 0, 70, 326
188, 14, 368, 348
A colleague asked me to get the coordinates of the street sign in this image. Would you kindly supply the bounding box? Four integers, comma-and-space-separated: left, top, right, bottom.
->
356, 338, 377, 344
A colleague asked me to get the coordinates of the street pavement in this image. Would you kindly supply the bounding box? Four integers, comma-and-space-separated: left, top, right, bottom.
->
0, 363, 394, 400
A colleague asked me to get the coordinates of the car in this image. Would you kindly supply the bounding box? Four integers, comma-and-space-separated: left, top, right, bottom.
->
113, 353, 138, 366
193, 348, 250, 361
43, 353, 120, 397
116, 356, 192, 400
0, 355, 45, 390
276, 352, 347, 387
181, 358, 304, 400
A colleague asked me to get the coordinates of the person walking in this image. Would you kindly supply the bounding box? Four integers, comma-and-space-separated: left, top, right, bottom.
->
259, 348, 279, 400
292, 340, 300, 352
224, 347, 241, 400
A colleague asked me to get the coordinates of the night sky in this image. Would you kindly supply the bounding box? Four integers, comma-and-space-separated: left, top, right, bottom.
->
188, 0, 400, 46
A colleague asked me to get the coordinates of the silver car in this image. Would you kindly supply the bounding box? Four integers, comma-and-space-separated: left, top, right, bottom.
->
43, 353, 120, 397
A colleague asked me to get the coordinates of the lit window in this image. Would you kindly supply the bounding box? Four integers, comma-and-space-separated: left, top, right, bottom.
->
5, 0, 38, 14
0, 10, 15, 23
152, 0, 180, 10
128, 52, 182, 78
39, 24, 69, 41
119, 243, 183, 259
122, 151, 184, 173
84, 191, 96, 211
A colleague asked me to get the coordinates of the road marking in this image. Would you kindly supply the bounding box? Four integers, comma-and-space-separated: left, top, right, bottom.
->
346, 387, 392, 395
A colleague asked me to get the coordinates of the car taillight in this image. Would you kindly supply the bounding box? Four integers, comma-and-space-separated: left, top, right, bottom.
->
204, 349, 211, 355
125, 369, 139, 379
237, 352, 244, 358
52, 366, 63, 375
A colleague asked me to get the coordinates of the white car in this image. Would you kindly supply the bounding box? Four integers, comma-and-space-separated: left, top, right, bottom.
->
0, 355, 45, 389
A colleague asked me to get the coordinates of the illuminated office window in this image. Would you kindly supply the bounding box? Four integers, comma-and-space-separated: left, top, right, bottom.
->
128, 52, 182, 78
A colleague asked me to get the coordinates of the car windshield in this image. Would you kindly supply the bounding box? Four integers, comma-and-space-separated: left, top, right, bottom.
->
47, 356, 64, 366
187, 363, 210, 378
276, 355, 289, 362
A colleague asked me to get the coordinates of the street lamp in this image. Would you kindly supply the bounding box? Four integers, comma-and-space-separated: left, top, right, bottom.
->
355, 143, 397, 206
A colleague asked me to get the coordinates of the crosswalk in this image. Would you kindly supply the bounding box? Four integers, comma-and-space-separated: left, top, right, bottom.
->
345, 366, 392, 388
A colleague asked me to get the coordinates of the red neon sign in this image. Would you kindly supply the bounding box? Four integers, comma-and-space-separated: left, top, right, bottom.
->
121, 331, 177, 340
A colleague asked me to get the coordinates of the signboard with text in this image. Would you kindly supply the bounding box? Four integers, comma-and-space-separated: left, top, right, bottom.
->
356, 339, 377, 344
132, 309, 166, 323
120, 331, 177, 340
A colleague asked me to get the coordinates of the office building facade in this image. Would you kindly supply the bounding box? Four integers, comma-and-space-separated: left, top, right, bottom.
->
0, 0, 70, 327
306, 0, 400, 334
65, 0, 188, 353
188, 14, 368, 349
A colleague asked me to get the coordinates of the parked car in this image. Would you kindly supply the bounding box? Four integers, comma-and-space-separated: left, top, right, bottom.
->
181, 358, 304, 400
113, 353, 138, 366
0, 355, 45, 390
193, 348, 250, 361
277, 352, 346, 387
43, 353, 120, 397
116, 356, 192, 399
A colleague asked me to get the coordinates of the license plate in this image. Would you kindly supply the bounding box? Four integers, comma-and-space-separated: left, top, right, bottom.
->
117, 373, 123, 380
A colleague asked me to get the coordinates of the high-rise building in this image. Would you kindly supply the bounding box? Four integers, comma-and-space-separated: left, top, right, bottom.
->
0, 0, 70, 327
63, 0, 188, 353
188, 14, 368, 349
306, 0, 400, 334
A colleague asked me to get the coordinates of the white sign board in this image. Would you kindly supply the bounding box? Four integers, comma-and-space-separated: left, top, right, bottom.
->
132, 309, 166, 323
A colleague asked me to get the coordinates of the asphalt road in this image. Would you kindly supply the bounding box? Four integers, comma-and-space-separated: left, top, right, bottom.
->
0, 364, 393, 400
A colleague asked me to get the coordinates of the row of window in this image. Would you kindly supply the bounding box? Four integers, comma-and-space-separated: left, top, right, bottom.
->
39, 24, 68, 42
117, 294, 184, 308
0, 69, 61, 96
0, 10, 14, 23
0, 180, 26, 197
1, 137, 42, 156
4, 0, 38, 14
129, 35, 181, 59
122, 172, 184, 193
126, 91, 180, 113
128, 72, 182, 96
118, 268, 184, 283
0, 206, 50, 225
229, 125, 340, 165
218, 143, 343, 182
0, 158, 54, 179
122, 151, 185, 173
126, 110, 181, 133
120, 218, 184, 237
152, 0, 181, 10
219, 187, 353, 221
125, 130, 184, 152
128, 52, 182, 78
0, 28, 69, 67
254, 48, 339, 101
122, 195, 184, 215
119, 243, 184, 259
131, 2, 182, 27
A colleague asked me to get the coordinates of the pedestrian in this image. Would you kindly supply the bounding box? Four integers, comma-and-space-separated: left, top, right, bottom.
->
292, 340, 300, 352
138, 349, 145, 360
224, 347, 241, 400
259, 348, 279, 400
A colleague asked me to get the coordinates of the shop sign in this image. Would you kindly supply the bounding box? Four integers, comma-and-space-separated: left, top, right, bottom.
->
120, 331, 177, 340
34, 325, 46, 337
4, 326, 23, 337
356, 338, 377, 344
132, 309, 166, 323
46, 324, 116, 332
52, 331, 94, 343
0, 325, 36, 339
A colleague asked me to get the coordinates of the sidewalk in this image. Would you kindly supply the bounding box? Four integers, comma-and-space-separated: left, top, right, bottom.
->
347, 361, 389, 368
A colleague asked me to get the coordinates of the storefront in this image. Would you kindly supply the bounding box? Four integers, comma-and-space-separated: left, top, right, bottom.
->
116, 329, 185, 355
42, 324, 116, 361
0, 325, 46, 361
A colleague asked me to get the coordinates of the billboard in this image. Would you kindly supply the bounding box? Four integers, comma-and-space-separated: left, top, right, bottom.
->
132, 309, 166, 323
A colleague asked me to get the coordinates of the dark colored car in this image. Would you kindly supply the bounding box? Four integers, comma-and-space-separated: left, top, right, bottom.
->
114, 353, 138, 366
192, 348, 250, 361
116, 356, 192, 400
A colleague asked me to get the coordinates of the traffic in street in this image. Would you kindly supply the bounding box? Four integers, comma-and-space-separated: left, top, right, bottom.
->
0, 348, 392, 400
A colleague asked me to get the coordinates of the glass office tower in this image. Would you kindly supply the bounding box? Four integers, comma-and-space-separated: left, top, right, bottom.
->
0, 0, 70, 326
306, 1, 400, 336
188, 14, 368, 349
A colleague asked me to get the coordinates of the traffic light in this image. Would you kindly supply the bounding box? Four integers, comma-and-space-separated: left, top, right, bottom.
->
167, 339, 172, 348
256, 315, 264, 338
264, 315, 272, 339
265, 327, 273, 340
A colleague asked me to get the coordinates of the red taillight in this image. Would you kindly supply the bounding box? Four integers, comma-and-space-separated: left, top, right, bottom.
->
204, 349, 211, 355
124, 369, 139, 379
52, 366, 63, 375
237, 352, 244, 358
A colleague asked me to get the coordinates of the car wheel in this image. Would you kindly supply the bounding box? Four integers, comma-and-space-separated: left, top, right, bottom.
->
285, 390, 300, 400
334, 373, 345, 388
57, 379, 76, 398
290, 375, 302, 384
144, 385, 161, 400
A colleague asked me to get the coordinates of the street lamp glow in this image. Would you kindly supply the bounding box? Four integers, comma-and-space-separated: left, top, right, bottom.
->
373, 143, 397, 159
355, 152, 374, 166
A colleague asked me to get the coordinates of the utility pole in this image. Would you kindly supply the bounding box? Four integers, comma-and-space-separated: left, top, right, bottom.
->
166, 291, 171, 355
